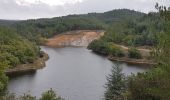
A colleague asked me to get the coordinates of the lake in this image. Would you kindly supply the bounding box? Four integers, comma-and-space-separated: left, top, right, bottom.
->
8, 47, 148, 100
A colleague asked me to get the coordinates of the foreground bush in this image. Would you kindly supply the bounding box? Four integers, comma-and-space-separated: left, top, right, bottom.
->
40, 89, 64, 100
128, 65, 170, 100
0, 89, 64, 100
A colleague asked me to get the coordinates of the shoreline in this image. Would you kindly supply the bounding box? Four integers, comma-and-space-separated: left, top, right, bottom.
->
5, 51, 49, 77
108, 56, 156, 66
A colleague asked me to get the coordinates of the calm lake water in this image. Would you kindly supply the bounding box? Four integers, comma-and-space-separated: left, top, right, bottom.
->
8, 47, 148, 100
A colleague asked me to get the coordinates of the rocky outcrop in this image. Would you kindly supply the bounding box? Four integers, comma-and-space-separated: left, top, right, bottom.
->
46, 30, 104, 47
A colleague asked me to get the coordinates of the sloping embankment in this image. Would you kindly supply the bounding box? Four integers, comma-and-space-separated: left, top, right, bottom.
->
5, 52, 49, 77
46, 30, 104, 47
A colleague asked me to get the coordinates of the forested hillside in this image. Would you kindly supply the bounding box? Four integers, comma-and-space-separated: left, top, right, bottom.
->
88, 12, 164, 58
0, 9, 146, 43
0, 9, 163, 47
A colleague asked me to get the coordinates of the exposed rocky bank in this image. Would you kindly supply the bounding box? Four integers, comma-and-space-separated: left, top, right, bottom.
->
46, 30, 104, 47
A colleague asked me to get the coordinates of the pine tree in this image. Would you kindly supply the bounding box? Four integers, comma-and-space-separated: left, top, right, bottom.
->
104, 64, 126, 100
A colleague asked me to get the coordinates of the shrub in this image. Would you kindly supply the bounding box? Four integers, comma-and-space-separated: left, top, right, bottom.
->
128, 48, 142, 59
88, 40, 125, 57
88, 40, 110, 55
40, 89, 64, 100
109, 44, 125, 57
0, 89, 64, 100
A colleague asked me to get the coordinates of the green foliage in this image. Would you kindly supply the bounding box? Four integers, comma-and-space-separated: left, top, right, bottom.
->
0, 9, 163, 46
0, 9, 147, 44
128, 5, 170, 100
128, 47, 142, 59
0, 89, 63, 100
0, 27, 40, 93
11, 17, 105, 43
88, 40, 110, 55
102, 13, 162, 46
104, 64, 126, 100
109, 44, 125, 57
0, 71, 8, 94
88, 40, 125, 57
128, 66, 170, 100
40, 89, 64, 100
0, 60, 9, 94
19, 94, 36, 100
0, 27, 40, 67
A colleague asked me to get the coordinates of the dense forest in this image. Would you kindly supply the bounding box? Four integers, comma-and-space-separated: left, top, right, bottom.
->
88, 12, 164, 57
0, 6, 169, 100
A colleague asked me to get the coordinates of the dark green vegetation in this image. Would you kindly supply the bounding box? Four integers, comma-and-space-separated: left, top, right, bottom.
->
0, 27, 39, 67
128, 48, 142, 59
104, 64, 126, 100
88, 10, 164, 57
127, 5, 170, 100
0, 27, 39, 93
104, 5, 170, 100
0, 9, 155, 43
0, 89, 64, 100
88, 40, 124, 57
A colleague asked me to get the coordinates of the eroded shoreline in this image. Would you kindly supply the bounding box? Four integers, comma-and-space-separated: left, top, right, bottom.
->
5, 51, 49, 77
108, 56, 156, 66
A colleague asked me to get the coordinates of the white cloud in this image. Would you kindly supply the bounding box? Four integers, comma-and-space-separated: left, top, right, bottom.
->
16, 0, 83, 6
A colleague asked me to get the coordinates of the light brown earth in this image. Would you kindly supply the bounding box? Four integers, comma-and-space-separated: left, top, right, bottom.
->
116, 44, 151, 58
110, 45, 155, 65
46, 30, 105, 47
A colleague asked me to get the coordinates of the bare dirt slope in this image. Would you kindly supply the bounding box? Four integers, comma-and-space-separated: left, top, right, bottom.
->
46, 30, 104, 47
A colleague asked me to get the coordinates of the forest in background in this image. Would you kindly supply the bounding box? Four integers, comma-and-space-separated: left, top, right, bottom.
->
0, 9, 162, 46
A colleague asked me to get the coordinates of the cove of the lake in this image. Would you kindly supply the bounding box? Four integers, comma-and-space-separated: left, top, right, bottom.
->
8, 47, 148, 100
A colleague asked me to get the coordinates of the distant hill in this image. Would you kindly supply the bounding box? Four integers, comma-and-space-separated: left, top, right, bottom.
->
0, 9, 145, 24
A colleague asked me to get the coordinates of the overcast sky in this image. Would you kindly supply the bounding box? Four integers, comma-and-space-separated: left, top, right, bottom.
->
0, 0, 169, 20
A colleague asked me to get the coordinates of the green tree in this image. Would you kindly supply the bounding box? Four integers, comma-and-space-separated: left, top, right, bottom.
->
104, 64, 126, 100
